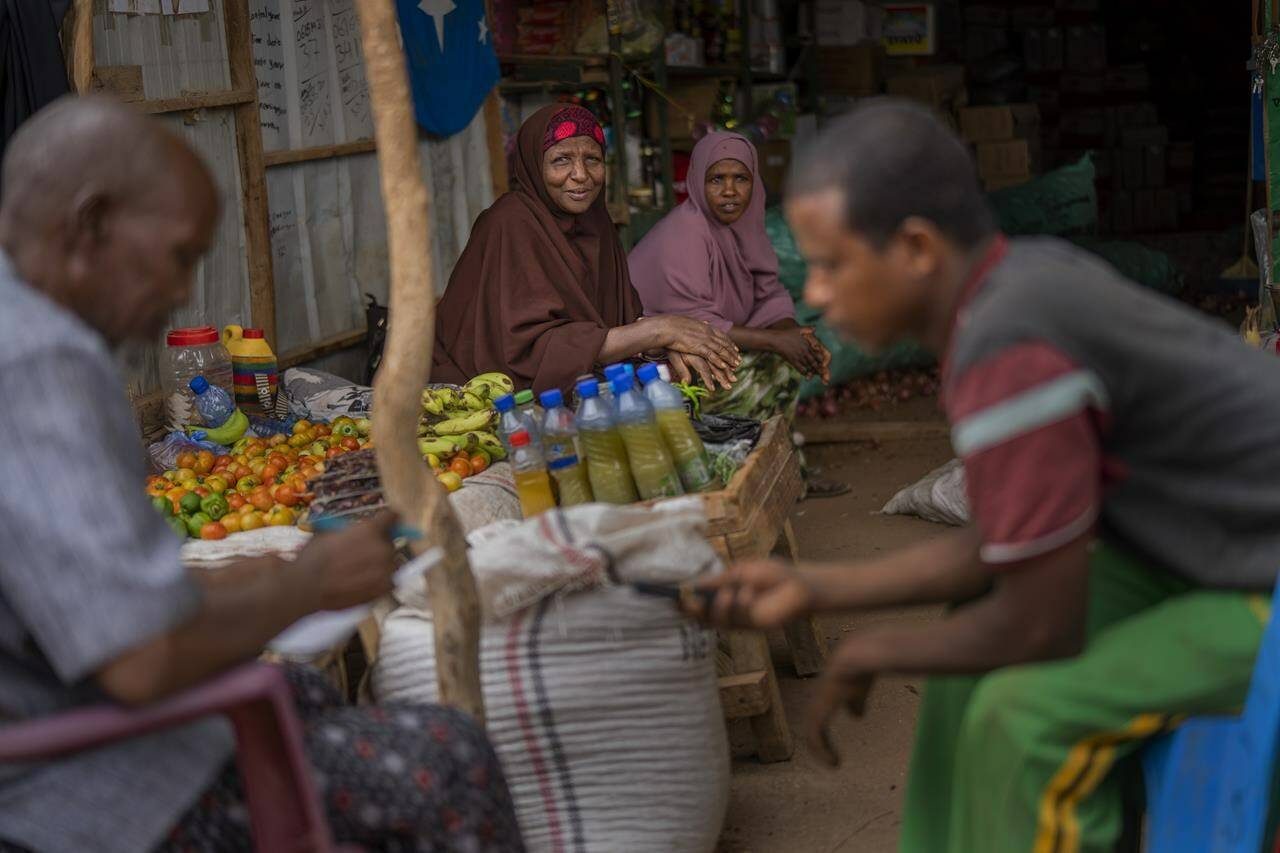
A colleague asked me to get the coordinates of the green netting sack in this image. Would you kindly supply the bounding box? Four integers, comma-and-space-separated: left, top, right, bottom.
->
1069, 238, 1184, 295
765, 208, 935, 400
989, 154, 1098, 236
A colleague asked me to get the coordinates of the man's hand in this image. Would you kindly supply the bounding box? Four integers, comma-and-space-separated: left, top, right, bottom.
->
805, 639, 877, 767
684, 559, 816, 629
668, 351, 734, 391
802, 328, 831, 384
290, 510, 400, 612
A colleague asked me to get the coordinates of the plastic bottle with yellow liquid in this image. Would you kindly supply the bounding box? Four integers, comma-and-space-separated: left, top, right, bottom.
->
539, 388, 593, 506
637, 362, 718, 492
222, 325, 277, 416
575, 378, 639, 504
611, 373, 684, 500
510, 430, 557, 518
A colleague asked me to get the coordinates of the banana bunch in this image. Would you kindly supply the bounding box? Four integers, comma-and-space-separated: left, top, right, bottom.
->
419, 372, 513, 462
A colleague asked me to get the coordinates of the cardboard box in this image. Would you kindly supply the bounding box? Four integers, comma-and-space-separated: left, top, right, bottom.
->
977, 139, 1034, 179
816, 0, 884, 46
1065, 25, 1107, 72
882, 3, 937, 56
646, 77, 735, 139
819, 44, 886, 96
886, 65, 966, 109
960, 104, 1041, 143
757, 139, 792, 196
1122, 125, 1170, 147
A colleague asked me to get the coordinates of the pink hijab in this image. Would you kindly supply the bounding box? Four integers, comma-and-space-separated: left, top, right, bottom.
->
628, 132, 795, 332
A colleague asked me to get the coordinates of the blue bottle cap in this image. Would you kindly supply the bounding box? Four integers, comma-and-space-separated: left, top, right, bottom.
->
540, 388, 564, 409
576, 379, 600, 399
636, 363, 659, 384
611, 374, 634, 395
624, 363, 636, 379
189, 376, 210, 394
603, 363, 627, 380
494, 393, 515, 412
547, 455, 580, 471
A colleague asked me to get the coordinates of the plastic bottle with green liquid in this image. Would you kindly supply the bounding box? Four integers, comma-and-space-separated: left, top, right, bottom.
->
637, 362, 718, 493
611, 373, 684, 500
574, 379, 639, 504
539, 388, 594, 506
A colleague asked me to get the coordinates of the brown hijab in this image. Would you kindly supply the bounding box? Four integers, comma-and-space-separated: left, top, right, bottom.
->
432, 104, 642, 394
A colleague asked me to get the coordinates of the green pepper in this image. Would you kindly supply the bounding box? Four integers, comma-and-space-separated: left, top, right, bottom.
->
165, 516, 188, 539
185, 511, 212, 538
200, 493, 229, 521
332, 422, 359, 438
151, 496, 174, 518
179, 491, 202, 515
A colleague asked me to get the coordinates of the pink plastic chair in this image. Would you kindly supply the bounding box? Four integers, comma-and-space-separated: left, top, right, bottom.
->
0, 663, 358, 853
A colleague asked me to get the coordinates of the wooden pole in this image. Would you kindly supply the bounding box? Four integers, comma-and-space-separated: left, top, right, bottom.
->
354, 0, 485, 721
65, 0, 94, 94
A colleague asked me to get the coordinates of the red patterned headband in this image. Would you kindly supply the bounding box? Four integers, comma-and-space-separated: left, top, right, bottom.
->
543, 105, 606, 152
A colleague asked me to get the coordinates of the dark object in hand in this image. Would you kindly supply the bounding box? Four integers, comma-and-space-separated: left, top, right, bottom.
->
694, 413, 761, 446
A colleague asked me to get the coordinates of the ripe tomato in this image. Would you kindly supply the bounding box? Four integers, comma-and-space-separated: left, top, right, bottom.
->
194, 450, 215, 475
165, 487, 189, 511
204, 475, 229, 494
145, 478, 170, 497
238, 503, 256, 516
470, 455, 490, 475
260, 464, 281, 482
235, 475, 262, 496
226, 492, 247, 511
199, 522, 228, 541
325, 447, 344, 459
267, 453, 289, 470
219, 514, 242, 534
175, 451, 197, 471
285, 474, 308, 494
339, 436, 360, 451
248, 458, 267, 475
266, 507, 295, 526
230, 463, 252, 480
246, 443, 267, 459
175, 467, 197, 482
214, 454, 233, 468
193, 486, 211, 498
249, 486, 275, 512
314, 424, 332, 438
272, 485, 299, 507
240, 511, 266, 531
267, 433, 289, 447
449, 458, 472, 479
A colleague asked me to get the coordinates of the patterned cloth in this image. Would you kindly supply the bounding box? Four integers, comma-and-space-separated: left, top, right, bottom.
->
701, 351, 802, 425
159, 666, 524, 853
541, 105, 605, 152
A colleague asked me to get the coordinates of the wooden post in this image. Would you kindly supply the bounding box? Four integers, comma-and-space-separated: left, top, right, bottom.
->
224, 0, 277, 344
355, 0, 485, 721
62, 0, 95, 95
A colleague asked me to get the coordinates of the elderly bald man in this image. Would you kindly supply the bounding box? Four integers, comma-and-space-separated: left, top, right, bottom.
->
0, 97, 523, 853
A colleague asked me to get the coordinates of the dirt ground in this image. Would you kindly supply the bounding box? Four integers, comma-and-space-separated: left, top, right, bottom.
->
718, 429, 955, 853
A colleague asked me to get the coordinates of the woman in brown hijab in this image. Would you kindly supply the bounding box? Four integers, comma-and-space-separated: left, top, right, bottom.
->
433, 104, 739, 394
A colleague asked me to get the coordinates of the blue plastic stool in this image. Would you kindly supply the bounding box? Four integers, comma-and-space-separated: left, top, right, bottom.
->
1143, 581, 1280, 852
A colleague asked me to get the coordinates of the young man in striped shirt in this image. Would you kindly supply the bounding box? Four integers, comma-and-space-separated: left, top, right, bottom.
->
695, 100, 1280, 852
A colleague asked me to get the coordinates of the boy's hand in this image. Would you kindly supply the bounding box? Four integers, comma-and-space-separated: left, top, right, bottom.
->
683, 559, 816, 629
805, 638, 877, 767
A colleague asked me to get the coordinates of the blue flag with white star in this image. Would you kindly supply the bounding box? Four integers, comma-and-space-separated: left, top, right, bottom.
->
394, 0, 499, 136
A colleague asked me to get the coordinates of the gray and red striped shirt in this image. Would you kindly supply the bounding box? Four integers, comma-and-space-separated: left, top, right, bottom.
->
943, 237, 1280, 588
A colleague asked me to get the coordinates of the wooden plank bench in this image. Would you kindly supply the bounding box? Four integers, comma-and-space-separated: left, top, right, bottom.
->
653, 415, 825, 763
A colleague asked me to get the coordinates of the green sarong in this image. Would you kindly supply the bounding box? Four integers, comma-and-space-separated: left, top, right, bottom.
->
900, 541, 1269, 853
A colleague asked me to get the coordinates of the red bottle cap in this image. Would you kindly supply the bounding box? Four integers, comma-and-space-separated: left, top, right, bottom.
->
510, 431, 532, 447
166, 326, 219, 346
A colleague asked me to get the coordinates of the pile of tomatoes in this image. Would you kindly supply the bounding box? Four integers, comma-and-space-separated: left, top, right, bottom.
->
145, 416, 373, 540
426, 448, 492, 493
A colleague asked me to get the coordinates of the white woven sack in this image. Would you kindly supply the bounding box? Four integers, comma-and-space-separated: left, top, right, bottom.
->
375, 587, 729, 853
881, 458, 971, 526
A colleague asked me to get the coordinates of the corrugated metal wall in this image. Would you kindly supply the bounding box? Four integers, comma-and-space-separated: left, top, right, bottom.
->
96, 0, 494, 395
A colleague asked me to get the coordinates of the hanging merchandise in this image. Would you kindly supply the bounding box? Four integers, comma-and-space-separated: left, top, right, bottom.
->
394, 0, 499, 136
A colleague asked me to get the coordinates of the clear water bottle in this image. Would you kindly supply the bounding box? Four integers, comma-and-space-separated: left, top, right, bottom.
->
509, 430, 556, 518
637, 362, 717, 492
189, 375, 235, 428
540, 389, 594, 506
612, 374, 684, 499
514, 389, 543, 444
495, 393, 535, 455
575, 379, 639, 504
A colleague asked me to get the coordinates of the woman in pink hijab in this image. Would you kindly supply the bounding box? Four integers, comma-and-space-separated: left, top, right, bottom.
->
629, 132, 830, 420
